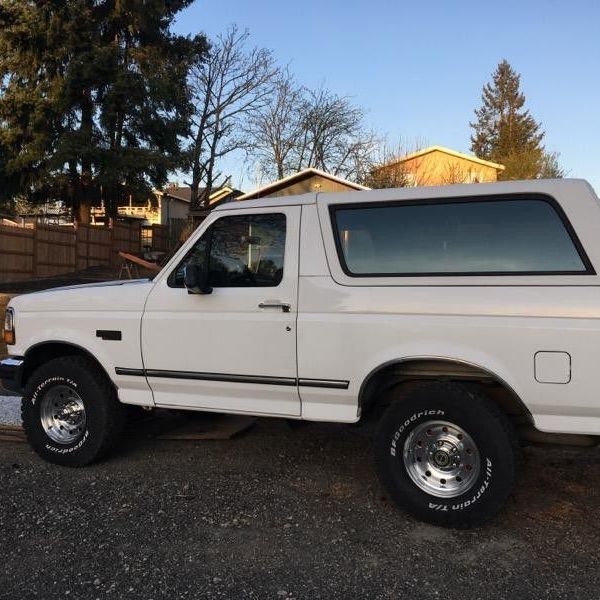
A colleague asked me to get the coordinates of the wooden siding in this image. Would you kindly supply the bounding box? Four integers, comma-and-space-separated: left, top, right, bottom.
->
260, 174, 360, 198
376, 148, 503, 187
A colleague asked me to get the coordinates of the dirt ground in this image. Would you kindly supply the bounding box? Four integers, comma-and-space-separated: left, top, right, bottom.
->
1, 418, 599, 600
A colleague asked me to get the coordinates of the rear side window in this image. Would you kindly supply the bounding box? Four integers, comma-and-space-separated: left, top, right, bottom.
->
331, 196, 591, 276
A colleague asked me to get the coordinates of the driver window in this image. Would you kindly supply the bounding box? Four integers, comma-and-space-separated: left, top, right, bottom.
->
169, 213, 286, 288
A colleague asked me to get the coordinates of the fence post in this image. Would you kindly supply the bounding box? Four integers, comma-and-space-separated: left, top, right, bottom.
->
32, 224, 38, 278
84, 224, 89, 270
108, 218, 115, 267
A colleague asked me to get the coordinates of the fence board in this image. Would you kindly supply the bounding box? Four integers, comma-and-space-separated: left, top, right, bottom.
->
150, 224, 169, 252
0, 225, 35, 281
0, 221, 143, 283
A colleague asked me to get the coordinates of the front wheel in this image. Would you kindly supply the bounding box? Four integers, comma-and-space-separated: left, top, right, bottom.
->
22, 356, 126, 466
375, 382, 519, 528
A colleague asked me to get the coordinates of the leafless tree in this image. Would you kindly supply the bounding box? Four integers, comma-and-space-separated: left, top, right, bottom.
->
360, 138, 426, 189
246, 81, 376, 183
294, 87, 376, 179
440, 162, 471, 185
243, 69, 305, 181
185, 26, 277, 210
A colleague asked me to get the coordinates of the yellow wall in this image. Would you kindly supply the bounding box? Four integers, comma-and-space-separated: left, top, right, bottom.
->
380, 150, 501, 187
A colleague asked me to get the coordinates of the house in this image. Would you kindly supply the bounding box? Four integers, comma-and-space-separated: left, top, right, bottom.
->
187, 185, 244, 220
90, 185, 243, 225
236, 168, 369, 201
153, 186, 193, 224
373, 146, 505, 187
90, 193, 180, 226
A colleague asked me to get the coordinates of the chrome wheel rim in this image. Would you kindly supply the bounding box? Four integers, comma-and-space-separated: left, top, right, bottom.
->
39, 385, 87, 445
403, 420, 480, 498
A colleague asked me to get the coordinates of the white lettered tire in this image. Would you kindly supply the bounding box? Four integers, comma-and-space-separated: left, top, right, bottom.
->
22, 356, 126, 466
375, 382, 519, 528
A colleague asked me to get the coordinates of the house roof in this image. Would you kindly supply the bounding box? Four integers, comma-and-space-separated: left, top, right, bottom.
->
159, 185, 243, 206
160, 186, 192, 203
385, 145, 505, 171
237, 168, 369, 201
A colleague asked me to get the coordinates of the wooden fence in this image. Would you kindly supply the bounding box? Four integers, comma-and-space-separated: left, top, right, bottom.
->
0, 221, 149, 283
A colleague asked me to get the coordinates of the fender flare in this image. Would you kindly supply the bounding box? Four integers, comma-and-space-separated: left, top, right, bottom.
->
20, 340, 116, 391
358, 355, 531, 418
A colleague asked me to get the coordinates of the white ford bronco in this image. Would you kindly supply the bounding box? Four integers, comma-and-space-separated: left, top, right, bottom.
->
2, 179, 600, 527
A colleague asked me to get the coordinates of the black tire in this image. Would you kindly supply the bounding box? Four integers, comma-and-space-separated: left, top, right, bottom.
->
375, 382, 519, 528
22, 356, 126, 467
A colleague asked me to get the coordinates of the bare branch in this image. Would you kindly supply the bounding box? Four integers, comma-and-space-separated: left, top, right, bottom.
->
244, 79, 377, 183
185, 25, 278, 209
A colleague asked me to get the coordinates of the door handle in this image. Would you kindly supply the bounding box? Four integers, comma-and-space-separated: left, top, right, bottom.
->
258, 301, 291, 313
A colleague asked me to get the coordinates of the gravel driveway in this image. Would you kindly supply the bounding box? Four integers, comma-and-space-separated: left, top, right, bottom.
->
0, 395, 21, 426
1, 417, 599, 600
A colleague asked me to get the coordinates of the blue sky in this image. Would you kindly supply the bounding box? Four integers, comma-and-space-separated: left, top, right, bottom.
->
173, 0, 600, 192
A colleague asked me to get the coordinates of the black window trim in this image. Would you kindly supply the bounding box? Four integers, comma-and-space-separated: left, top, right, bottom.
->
167, 211, 288, 288
328, 193, 596, 278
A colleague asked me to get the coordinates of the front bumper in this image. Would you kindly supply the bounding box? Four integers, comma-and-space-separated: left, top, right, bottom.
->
0, 356, 24, 394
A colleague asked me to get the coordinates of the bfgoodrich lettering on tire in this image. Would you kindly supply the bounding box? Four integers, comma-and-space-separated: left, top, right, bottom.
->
375, 382, 519, 528
22, 356, 126, 467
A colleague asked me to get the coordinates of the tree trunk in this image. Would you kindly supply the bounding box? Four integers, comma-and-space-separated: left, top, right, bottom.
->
77, 91, 94, 225
190, 180, 200, 210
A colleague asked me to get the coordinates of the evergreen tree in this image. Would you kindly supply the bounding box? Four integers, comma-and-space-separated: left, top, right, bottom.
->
0, 142, 20, 211
538, 151, 565, 179
0, 0, 206, 222
470, 60, 546, 180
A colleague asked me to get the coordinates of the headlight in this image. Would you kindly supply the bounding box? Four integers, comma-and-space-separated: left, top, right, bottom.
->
3, 307, 15, 345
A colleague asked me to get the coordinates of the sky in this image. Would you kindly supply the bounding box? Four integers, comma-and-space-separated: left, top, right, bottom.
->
172, 0, 600, 193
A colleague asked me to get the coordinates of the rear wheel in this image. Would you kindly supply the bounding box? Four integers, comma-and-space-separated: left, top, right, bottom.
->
22, 356, 126, 466
375, 382, 518, 528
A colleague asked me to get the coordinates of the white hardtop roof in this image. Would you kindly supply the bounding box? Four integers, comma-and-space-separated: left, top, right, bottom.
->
214, 179, 596, 211
213, 193, 318, 211
316, 178, 594, 203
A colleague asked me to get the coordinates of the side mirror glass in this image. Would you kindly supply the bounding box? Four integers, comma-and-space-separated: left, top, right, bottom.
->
184, 264, 212, 295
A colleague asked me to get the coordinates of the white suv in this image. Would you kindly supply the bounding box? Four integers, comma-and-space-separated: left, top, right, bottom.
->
2, 179, 600, 527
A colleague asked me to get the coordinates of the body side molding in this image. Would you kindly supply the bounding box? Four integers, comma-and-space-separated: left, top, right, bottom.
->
116, 368, 349, 389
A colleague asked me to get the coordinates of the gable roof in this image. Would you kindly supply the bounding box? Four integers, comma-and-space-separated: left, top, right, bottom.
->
160, 185, 243, 206
386, 145, 505, 171
237, 168, 369, 201
161, 186, 192, 203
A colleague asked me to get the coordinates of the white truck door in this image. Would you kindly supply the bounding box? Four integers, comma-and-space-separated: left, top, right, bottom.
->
141, 206, 301, 416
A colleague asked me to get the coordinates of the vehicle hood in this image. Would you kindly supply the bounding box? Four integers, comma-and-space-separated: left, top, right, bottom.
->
9, 279, 155, 313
